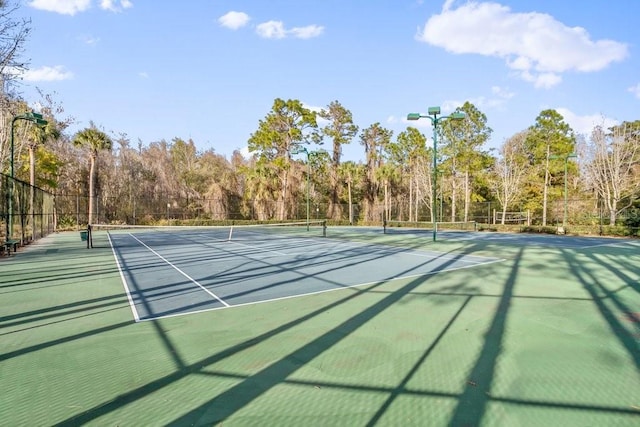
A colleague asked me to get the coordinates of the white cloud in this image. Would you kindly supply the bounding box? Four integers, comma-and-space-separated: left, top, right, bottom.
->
79, 34, 100, 45
629, 83, 640, 99
556, 108, 618, 136
302, 102, 323, 113
491, 85, 515, 100
290, 25, 324, 39
28, 0, 132, 14
23, 65, 74, 82
256, 20, 323, 39
304, 103, 330, 125
441, 85, 516, 113
28, 0, 91, 15
239, 146, 252, 158
138, 71, 148, 78
218, 11, 250, 30
256, 20, 287, 39
440, 101, 464, 113
416, 1, 628, 89
31, 101, 45, 113
100, 0, 133, 12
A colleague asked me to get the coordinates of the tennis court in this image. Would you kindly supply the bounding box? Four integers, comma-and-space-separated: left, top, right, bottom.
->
102, 223, 503, 321
2, 225, 639, 426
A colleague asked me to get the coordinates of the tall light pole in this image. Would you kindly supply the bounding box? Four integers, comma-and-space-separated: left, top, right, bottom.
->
8, 112, 48, 240
407, 107, 465, 241
292, 145, 310, 231
550, 153, 577, 227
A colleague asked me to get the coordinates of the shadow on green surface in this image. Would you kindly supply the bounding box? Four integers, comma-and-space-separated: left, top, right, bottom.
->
52, 247, 470, 426
563, 249, 640, 370
5, 231, 639, 426
447, 248, 522, 425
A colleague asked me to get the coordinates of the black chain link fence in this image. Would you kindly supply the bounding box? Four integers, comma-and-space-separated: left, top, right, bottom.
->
1, 173, 55, 245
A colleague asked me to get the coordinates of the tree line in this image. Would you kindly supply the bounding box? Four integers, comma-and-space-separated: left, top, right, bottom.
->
0, 2, 638, 232
2, 95, 639, 230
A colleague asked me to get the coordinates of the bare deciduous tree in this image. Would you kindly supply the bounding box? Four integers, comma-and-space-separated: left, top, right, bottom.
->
581, 121, 640, 224
491, 131, 530, 224
0, 0, 30, 95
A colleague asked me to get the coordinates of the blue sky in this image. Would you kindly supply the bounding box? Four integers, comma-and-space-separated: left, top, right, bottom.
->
16, 0, 640, 161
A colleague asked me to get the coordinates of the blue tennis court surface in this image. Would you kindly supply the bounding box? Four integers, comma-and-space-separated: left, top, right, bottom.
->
107, 229, 503, 321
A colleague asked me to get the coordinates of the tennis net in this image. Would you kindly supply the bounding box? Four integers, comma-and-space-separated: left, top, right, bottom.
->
87, 220, 327, 248
383, 220, 477, 234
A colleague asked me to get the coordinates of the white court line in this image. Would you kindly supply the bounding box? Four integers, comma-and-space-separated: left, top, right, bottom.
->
442, 232, 627, 250
128, 233, 230, 307
137, 253, 505, 322
578, 240, 635, 249
299, 237, 502, 263
107, 233, 141, 322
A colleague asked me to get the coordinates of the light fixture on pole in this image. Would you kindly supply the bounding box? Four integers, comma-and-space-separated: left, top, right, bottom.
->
550, 153, 577, 228
8, 111, 48, 240
292, 145, 311, 231
407, 106, 465, 242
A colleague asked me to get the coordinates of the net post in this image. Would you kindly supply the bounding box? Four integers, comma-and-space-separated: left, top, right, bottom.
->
383, 219, 387, 234
322, 220, 327, 237
87, 224, 92, 249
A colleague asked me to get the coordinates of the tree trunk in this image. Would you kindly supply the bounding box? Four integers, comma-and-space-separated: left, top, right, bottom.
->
347, 180, 353, 225
409, 175, 413, 222
542, 145, 550, 226
451, 177, 457, 222
279, 168, 289, 221
501, 203, 507, 225
384, 181, 389, 221
464, 170, 470, 222
89, 154, 96, 224
607, 194, 617, 225
414, 175, 419, 222
328, 169, 343, 221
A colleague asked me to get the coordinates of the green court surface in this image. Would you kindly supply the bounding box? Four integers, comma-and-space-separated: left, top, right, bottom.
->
1, 228, 639, 426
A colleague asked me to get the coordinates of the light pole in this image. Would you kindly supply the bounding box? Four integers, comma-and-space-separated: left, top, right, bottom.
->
550, 153, 577, 227
8, 112, 48, 240
407, 107, 465, 241
292, 145, 310, 231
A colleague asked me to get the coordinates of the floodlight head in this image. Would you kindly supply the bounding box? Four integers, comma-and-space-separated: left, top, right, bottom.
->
450, 112, 466, 120
406, 113, 421, 121
568, 153, 577, 158
428, 106, 441, 115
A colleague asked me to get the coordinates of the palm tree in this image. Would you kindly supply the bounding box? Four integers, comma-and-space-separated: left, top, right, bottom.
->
339, 161, 361, 225
72, 125, 112, 225
242, 159, 279, 220
27, 119, 61, 187
26, 119, 61, 239
376, 163, 399, 222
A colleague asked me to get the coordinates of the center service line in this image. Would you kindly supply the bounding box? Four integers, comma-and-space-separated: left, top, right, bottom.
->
129, 233, 230, 307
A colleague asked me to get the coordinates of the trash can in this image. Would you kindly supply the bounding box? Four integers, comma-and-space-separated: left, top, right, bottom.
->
80, 230, 88, 241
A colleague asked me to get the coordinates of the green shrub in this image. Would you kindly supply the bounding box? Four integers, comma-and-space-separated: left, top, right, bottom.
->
624, 208, 640, 236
